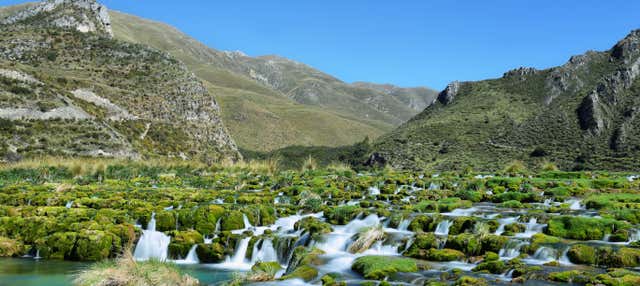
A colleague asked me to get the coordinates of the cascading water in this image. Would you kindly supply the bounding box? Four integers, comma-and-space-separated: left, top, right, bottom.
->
495, 216, 519, 235
523, 246, 557, 265
175, 245, 199, 264
251, 239, 278, 263
568, 199, 585, 210
499, 239, 526, 259
397, 219, 411, 232
133, 212, 171, 261
434, 220, 452, 236
515, 217, 545, 238
65, 201, 73, 208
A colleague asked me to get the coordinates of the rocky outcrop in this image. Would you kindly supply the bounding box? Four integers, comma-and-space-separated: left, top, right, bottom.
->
0, 0, 113, 37
503, 67, 537, 80
577, 92, 605, 134
437, 81, 460, 105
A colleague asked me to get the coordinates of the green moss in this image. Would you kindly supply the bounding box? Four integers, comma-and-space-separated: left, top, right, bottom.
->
548, 270, 592, 283
280, 265, 318, 282
546, 216, 629, 240
221, 210, 245, 231
351, 255, 418, 280
408, 215, 437, 232
195, 243, 225, 263
445, 233, 481, 256
425, 248, 465, 262
72, 230, 115, 261
567, 244, 596, 265
472, 259, 506, 274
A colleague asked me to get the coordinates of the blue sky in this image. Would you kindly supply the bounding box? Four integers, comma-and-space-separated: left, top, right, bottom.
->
4, 0, 640, 89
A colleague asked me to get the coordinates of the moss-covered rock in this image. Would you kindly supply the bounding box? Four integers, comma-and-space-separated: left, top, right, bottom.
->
249, 261, 282, 281
425, 248, 465, 262
567, 244, 596, 265
72, 230, 116, 261
472, 259, 506, 274
195, 242, 225, 263
351, 255, 418, 280
546, 216, 629, 240
408, 215, 437, 232
548, 270, 592, 283
294, 216, 332, 237
154, 211, 176, 232
280, 265, 318, 282
404, 233, 439, 258
168, 230, 203, 259
446, 233, 481, 256
221, 210, 245, 231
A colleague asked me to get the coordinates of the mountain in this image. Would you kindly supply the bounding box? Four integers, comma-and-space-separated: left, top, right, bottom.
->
372, 30, 640, 171
0, 0, 240, 162
107, 10, 437, 151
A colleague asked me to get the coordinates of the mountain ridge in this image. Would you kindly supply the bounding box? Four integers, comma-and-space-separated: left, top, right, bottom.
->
372, 29, 640, 171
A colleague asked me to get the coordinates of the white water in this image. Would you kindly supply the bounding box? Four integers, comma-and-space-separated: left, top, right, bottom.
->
559, 247, 574, 265
567, 199, 585, 210
494, 216, 519, 235
251, 239, 278, 263
523, 246, 557, 265
174, 245, 199, 264
65, 201, 73, 208
499, 239, 526, 259
434, 220, 452, 236
368, 186, 380, 196
397, 219, 411, 231
442, 207, 478, 217
515, 218, 545, 238
133, 213, 171, 261
213, 237, 253, 270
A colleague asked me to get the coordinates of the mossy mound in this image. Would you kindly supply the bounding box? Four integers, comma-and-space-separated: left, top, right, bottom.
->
351, 255, 418, 280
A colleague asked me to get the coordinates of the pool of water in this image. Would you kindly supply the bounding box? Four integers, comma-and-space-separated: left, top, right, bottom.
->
0, 257, 235, 286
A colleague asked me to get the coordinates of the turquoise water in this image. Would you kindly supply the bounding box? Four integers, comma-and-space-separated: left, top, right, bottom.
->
0, 258, 235, 286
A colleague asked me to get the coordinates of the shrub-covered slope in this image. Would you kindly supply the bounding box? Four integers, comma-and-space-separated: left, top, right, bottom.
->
0, 0, 240, 162
373, 30, 640, 171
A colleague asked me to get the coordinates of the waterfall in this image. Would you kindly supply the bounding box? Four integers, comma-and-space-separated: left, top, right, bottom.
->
228, 237, 251, 264
559, 247, 574, 265
516, 217, 545, 238
175, 245, 199, 264
368, 186, 380, 196
568, 199, 584, 210
204, 236, 213, 244
34, 249, 41, 260
499, 239, 525, 259
251, 239, 278, 263
523, 246, 557, 265
397, 219, 411, 231
434, 220, 452, 236
133, 212, 171, 261
65, 201, 73, 208
243, 214, 253, 229
495, 216, 519, 235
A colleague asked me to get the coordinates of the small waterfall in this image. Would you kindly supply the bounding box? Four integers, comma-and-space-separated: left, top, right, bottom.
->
499, 239, 526, 259
516, 217, 545, 238
398, 219, 411, 231
568, 199, 584, 210
133, 213, 171, 261
251, 239, 278, 263
34, 249, 41, 260
228, 237, 251, 264
434, 220, 452, 236
559, 247, 574, 265
243, 214, 253, 229
204, 236, 213, 244
495, 216, 519, 235
175, 245, 199, 264
65, 201, 73, 208
629, 230, 640, 242
368, 186, 380, 196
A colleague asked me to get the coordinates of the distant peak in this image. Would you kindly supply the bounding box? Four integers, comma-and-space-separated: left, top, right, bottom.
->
611, 29, 640, 62
1, 0, 112, 37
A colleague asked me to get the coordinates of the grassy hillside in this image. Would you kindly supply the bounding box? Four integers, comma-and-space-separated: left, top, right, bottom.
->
373, 30, 640, 171
109, 11, 434, 151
